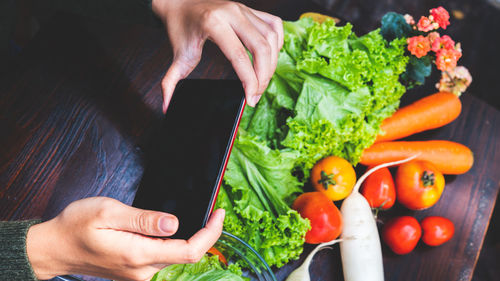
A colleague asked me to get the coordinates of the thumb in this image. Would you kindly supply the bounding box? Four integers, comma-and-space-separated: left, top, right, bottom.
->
108, 204, 179, 237
161, 54, 201, 113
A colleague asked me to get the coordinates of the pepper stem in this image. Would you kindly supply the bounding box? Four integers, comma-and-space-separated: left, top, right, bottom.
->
318, 171, 336, 190
421, 170, 435, 187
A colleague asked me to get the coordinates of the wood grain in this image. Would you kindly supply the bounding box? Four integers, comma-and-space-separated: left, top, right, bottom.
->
0, 1, 499, 281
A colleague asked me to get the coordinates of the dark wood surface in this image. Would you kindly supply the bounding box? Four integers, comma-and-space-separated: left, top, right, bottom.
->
1, 0, 499, 281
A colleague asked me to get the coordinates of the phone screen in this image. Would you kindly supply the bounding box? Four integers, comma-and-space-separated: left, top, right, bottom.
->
133, 79, 245, 239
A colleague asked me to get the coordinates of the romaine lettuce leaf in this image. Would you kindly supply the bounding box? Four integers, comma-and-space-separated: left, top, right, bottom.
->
151, 255, 248, 281
216, 132, 310, 267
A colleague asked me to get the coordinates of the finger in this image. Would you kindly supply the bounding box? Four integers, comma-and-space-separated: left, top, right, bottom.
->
249, 9, 284, 50
230, 15, 272, 97
208, 23, 259, 106
244, 10, 279, 83
105, 203, 179, 237
146, 209, 225, 264
161, 53, 201, 113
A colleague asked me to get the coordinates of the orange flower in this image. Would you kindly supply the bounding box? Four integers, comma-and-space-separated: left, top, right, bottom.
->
430, 6, 450, 29
417, 16, 438, 32
435, 49, 461, 71
407, 36, 431, 58
431, 35, 455, 52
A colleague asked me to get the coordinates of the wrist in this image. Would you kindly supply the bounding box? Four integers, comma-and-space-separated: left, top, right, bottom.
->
26, 220, 68, 280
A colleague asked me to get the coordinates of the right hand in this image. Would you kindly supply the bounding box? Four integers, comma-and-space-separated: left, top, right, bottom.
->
152, 0, 284, 112
26, 197, 225, 281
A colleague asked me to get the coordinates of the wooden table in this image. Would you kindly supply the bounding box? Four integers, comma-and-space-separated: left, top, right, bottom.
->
1, 1, 499, 280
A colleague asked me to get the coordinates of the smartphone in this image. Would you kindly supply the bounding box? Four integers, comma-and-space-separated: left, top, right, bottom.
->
132, 79, 245, 239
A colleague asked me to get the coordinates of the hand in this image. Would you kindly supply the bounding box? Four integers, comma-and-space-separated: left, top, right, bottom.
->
26, 197, 225, 281
152, 0, 284, 112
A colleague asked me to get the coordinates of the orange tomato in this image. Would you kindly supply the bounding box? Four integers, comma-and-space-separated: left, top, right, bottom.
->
395, 160, 445, 210
310, 156, 356, 201
207, 247, 227, 265
292, 192, 343, 244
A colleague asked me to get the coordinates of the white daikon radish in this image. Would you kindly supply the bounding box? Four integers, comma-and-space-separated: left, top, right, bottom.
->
286, 239, 342, 281
340, 156, 417, 281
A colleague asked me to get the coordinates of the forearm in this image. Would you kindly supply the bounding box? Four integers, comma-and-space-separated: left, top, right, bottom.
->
0, 220, 41, 281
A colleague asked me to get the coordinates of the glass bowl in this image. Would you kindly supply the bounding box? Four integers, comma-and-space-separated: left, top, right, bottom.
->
216, 231, 277, 281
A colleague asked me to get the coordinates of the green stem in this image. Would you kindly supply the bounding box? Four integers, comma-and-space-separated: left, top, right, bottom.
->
421, 170, 435, 187
318, 170, 336, 190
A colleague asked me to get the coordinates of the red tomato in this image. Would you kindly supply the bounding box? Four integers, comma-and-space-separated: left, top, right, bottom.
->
396, 160, 445, 210
292, 192, 343, 244
421, 216, 455, 246
382, 216, 421, 255
360, 166, 396, 210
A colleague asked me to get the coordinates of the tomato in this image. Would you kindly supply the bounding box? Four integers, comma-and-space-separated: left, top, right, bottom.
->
421, 216, 455, 246
395, 160, 445, 210
310, 156, 356, 201
360, 166, 396, 209
292, 192, 343, 244
382, 216, 422, 255
207, 247, 227, 265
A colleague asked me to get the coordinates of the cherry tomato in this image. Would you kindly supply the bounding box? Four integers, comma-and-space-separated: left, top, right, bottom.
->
421, 216, 455, 246
207, 247, 227, 265
396, 160, 445, 210
382, 216, 421, 255
360, 166, 396, 209
292, 192, 343, 244
310, 156, 356, 201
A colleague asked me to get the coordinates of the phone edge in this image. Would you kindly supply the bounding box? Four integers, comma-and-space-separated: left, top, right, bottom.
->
203, 97, 246, 226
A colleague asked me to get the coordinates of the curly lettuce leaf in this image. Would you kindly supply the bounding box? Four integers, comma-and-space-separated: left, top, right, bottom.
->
281, 19, 408, 174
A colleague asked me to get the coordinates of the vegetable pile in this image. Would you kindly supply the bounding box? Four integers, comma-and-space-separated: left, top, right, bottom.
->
216, 17, 410, 267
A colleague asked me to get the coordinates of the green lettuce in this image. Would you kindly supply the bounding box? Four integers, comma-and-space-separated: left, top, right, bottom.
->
216, 132, 310, 268
217, 17, 408, 268
151, 255, 248, 281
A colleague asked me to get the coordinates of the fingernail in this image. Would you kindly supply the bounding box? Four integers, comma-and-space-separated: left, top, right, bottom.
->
159, 216, 177, 233
250, 95, 262, 107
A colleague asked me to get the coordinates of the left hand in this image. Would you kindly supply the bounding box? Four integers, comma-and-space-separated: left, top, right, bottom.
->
26, 197, 225, 281
151, 0, 284, 112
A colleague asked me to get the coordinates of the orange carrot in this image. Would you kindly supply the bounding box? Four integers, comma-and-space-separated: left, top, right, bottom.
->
376, 92, 462, 143
360, 140, 473, 175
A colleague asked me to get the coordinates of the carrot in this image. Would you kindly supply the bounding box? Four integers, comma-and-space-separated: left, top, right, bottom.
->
376, 92, 462, 143
360, 140, 473, 175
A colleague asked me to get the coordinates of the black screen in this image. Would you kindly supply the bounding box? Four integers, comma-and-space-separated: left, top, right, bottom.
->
133, 79, 245, 239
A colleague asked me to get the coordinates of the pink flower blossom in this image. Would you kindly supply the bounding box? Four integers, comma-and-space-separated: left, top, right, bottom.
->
404, 14, 415, 25
436, 66, 472, 96
427, 32, 440, 46
407, 36, 431, 58
417, 16, 438, 32
431, 35, 456, 52
430, 6, 450, 29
